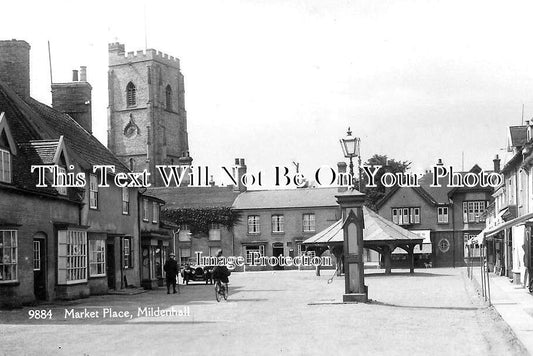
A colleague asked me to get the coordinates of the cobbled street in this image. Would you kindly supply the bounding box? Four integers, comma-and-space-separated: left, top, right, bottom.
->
0, 268, 528, 356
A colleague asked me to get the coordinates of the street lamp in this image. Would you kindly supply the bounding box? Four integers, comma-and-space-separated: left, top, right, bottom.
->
339, 127, 361, 190
337, 127, 367, 303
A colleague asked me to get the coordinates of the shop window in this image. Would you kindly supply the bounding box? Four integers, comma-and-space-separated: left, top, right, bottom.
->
123, 237, 133, 269
0, 230, 17, 282
58, 230, 87, 284
89, 239, 106, 277
245, 245, 265, 264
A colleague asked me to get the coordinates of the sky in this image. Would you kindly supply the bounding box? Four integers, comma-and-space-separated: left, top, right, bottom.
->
2, 0, 533, 187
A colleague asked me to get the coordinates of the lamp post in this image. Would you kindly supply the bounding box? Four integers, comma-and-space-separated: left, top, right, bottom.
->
337, 128, 367, 303
339, 127, 361, 190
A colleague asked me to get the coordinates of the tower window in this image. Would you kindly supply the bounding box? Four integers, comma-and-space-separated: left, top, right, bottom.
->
126, 82, 136, 107
165, 85, 172, 111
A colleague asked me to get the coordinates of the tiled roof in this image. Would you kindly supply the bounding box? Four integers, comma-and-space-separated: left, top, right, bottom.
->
18, 140, 59, 165
146, 186, 240, 208
418, 172, 452, 204
25, 98, 129, 173
0, 78, 123, 201
303, 207, 424, 244
232, 187, 342, 210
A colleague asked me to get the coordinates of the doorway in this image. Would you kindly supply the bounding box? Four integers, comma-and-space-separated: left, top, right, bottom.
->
272, 244, 284, 270
106, 242, 116, 289
32, 234, 46, 300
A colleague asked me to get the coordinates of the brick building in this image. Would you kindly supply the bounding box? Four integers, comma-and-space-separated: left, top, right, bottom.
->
376, 162, 494, 267
232, 187, 342, 270
0, 39, 140, 306
107, 42, 192, 186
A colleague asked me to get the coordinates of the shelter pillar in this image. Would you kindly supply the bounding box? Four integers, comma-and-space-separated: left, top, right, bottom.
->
408, 244, 415, 274
382, 245, 392, 275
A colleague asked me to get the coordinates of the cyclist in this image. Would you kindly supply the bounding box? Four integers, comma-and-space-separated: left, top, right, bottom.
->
212, 249, 230, 293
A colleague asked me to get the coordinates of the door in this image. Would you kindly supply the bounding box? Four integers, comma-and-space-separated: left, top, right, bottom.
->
272, 244, 284, 270
33, 236, 46, 300
106, 242, 116, 289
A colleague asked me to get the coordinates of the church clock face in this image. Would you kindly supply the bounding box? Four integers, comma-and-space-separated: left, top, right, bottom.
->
124, 125, 137, 138
123, 113, 140, 138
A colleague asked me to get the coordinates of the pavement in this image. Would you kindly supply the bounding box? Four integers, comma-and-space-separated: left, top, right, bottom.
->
468, 266, 533, 355
0, 267, 530, 356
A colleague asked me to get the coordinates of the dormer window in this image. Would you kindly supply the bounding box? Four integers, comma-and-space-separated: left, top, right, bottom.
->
126, 82, 136, 107
0, 112, 16, 184
165, 85, 172, 111
0, 148, 11, 183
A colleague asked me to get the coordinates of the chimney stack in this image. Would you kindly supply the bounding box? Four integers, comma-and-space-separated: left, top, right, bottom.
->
493, 154, 501, 173
233, 158, 247, 192
51, 67, 92, 133
79, 66, 87, 82
0, 39, 31, 98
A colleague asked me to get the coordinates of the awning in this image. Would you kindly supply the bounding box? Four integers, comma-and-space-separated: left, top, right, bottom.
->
485, 212, 533, 238
469, 228, 486, 246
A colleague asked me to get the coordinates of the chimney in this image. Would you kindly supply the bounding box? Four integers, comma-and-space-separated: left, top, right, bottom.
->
437, 158, 443, 165
337, 162, 348, 193
493, 154, 501, 173
79, 66, 87, 82
0, 39, 31, 98
209, 175, 216, 187
233, 158, 247, 192
51, 67, 92, 133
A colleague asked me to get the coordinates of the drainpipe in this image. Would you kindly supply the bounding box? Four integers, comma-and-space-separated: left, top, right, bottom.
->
137, 188, 142, 287
451, 199, 456, 268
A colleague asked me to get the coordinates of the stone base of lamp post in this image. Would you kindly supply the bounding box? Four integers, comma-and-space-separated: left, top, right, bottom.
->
343, 292, 368, 303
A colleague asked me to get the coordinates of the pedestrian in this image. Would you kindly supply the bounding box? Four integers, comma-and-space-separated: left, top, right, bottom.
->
164, 252, 179, 294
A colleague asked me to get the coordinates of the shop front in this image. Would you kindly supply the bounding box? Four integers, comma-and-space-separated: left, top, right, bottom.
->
141, 232, 171, 289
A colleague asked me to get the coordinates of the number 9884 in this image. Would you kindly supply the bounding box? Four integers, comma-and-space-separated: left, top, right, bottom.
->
28, 309, 52, 319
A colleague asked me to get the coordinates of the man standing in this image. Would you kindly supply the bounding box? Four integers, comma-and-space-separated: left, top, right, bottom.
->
164, 252, 179, 294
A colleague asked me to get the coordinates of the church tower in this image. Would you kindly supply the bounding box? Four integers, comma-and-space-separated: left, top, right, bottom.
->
107, 42, 192, 186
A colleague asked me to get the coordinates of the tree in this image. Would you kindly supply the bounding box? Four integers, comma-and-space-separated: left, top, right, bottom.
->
358, 154, 411, 211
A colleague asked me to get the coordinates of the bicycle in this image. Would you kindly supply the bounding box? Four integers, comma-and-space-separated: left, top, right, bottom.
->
214, 279, 228, 302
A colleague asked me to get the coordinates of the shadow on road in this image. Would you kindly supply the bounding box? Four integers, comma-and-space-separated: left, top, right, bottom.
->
370, 300, 481, 311
365, 272, 452, 278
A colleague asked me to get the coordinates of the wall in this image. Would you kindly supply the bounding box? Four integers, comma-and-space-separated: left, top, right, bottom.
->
82, 179, 140, 289
233, 206, 340, 271
0, 188, 80, 307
